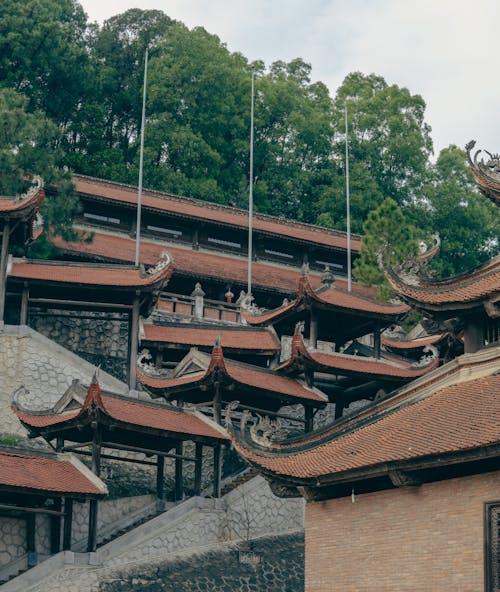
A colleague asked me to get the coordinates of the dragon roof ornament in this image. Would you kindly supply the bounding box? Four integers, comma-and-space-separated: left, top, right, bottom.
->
466, 140, 500, 206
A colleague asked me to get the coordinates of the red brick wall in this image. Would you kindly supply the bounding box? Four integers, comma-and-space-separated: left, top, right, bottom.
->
305, 470, 500, 592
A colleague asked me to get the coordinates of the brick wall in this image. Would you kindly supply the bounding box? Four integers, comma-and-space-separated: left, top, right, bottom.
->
305, 470, 500, 592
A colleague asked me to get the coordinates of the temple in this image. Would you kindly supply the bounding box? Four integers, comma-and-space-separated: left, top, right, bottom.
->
230, 142, 500, 592
0, 149, 496, 588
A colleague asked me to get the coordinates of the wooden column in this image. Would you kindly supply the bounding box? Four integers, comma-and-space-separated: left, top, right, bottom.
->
213, 444, 222, 498
56, 436, 64, 452
309, 309, 318, 349
156, 455, 165, 510
128, 293, 140, 389
304, 406, 314, 433
213, 381, 222, 424
50, 498, 62, 554
194, 443, 203, 496
63, 498, 73, 551
88, 424, 101, 552
20, 284, 29, 325
26, 513, 37, 566
373, 325, 381, 359
0, 221, 10, 323
334, 400, 345, 420
87, 499, 98, 552
174, 442, 183, 502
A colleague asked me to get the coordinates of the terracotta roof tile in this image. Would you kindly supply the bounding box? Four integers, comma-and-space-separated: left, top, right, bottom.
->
234, 373, 500, 479
386, 257, 500, 306
74, 175, 361, 252
243, 275, 408, 325
52, 231, 372, 296
15, 392, 227, 441
142, 324, 279, 351
0, 187, 44, 216
138, 346, 327, 403
10, 257, 173, 288
0, 449, 106, 496
277, 335, 438, 380
382, 334, 445, 350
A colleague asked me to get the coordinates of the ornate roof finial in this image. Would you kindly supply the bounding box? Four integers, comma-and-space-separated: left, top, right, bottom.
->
301, 262, 310, 277
191, 282, 205, 297
321, 265, 335, 288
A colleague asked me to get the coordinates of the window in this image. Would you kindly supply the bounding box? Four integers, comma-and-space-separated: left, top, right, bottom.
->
484, 319, 500, 347
264, 248, 294, 260
83, 212, 120, 224
146, 224, 183, 237
485, 501, 500, 592
207, 237, 241, 249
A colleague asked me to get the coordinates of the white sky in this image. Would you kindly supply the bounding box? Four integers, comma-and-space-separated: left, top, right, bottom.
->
79, 0, 500, 155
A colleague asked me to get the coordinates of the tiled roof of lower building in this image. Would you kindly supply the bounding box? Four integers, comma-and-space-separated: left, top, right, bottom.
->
231, 346, 500, 481
142, 323, 280, 351
0, 447, 107, 497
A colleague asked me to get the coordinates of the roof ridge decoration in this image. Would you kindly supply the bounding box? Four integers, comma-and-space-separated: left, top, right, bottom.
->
466, 140, 500, 206
15, 176, 44, 203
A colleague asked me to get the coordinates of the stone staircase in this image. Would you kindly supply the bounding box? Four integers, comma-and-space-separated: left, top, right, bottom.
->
0, 476, 304, 592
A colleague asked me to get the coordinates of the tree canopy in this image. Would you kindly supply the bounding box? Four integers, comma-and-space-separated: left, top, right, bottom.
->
0, 1, 496, 279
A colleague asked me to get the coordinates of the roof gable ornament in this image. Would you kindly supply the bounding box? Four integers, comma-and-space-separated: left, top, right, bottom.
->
320, 265, 335, 289
144, 251, 171, 277
248, 414, 288, 448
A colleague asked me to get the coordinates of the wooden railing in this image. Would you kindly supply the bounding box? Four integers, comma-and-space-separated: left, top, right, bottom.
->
157, 292, 242, 323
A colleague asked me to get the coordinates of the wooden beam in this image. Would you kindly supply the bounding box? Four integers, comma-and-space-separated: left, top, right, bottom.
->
388, 470, 421, 488
28, 297, 132, 310
194, 443, 203, 496
20, 285, 29, 325
63, 498, 73, 551
26, 513, 38, 566
304, 406, 314, 433
175, 442, 183, 502
50, 498, 62, 554
0, 504, 64, 517
156, 455, 165, 510
128, 294, 140, 389
87, 499, 98, 553
213, 444, 222, 498
0, 221, 10, 322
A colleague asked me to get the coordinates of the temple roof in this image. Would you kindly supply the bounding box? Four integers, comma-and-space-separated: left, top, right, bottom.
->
230, 345, 500, 485
466, 140, 500, 206
0, 180, 44, 219
381, 333, 446, 351
141, 322, 280, 353
9, 255, 173, 290
276, 334, 440, 381
137, 344, 327, 406
244, 274, 408, 325
74, 174, 361, 252
13, 378, 228, 443
51, 230, 373, 297
386, 255, 500, 316
0, 446, 107, 498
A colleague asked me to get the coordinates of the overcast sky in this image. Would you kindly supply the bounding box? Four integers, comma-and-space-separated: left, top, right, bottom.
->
79, 0, 499, 156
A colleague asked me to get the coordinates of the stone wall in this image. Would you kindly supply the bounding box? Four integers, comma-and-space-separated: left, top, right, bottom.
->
8, 477, 304, 592
0, 515, 51, 570
99, 532, 304, 592
28, 310, 129, 381
0, 325, 127, 437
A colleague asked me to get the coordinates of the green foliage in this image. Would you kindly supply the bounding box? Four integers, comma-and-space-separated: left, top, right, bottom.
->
354, 198, 418, 300
0, 434, 19, 446
0, 0, 90, 122
0, 88, 80, 255
414, 146, 500, 277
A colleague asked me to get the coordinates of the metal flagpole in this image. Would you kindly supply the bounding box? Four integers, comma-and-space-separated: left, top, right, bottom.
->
247, 71, 255, 296
135, 48, 148, 267
345, 105, 352, 292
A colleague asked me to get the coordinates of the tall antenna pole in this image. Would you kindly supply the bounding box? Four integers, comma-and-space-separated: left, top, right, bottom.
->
247, 71, 255, 296
345, 105, 352, 292
135, 48, 148, 267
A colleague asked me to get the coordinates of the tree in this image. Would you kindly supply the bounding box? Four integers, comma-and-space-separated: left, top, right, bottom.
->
0, 88, 80, 257
325, 72, 433, 231
415, 146, 500, 277
354, 198, 418, 300
0, 0, 90, 124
